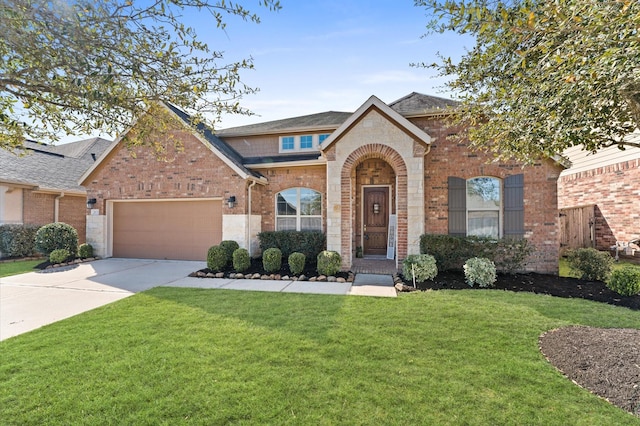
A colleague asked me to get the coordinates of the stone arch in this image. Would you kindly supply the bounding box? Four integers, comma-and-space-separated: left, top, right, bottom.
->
340, 144, 409, 263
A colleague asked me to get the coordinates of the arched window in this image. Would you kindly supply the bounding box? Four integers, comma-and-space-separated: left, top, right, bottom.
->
276, 188, 322, 231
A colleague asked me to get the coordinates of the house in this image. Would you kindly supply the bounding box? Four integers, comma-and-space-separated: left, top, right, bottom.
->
80, 93, 565, 273
558, 131, 640, 252
0, 137, 112, 244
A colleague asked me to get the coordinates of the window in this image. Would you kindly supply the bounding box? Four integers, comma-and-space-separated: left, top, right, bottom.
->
466, 177, 500, 238
276, 188, 322, 231
300, 135, 313, 149
448, 175, 524, 238
319, 134, 330, 144
281, 136, 294, 151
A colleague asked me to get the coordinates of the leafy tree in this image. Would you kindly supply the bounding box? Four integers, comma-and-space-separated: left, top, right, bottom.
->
0, 0, 281, 151
415, 0, 640, 162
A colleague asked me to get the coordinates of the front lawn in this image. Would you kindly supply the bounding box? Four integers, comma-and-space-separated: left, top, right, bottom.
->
1, 289, 639, 424
0, 259, 42, 278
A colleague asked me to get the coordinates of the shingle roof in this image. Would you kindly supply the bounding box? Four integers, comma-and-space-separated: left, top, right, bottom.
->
243, 153, 322, 165
0, 137, 112, 192
164, 103, 263, 179
217, 111, 353, 136
388, 92, 459, 116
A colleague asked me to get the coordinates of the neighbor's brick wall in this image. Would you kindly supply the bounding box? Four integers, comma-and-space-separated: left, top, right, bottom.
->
254, 165, 326, 232
22, 191, 87, 243
84, 129, 247, 215
411, 116, 564, 274
558, 159, 640, 250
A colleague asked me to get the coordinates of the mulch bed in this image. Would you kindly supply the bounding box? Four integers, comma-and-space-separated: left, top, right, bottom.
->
400, 270, 640, 418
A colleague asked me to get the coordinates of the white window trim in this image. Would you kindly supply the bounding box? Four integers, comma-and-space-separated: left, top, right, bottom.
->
466, 177, 503, 238
275, 187, 323, 231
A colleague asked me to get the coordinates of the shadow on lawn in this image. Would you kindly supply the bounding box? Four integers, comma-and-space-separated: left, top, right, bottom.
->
147, 287, 347, 342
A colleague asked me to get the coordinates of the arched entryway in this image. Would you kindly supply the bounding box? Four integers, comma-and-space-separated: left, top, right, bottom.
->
340, 144, 408, 267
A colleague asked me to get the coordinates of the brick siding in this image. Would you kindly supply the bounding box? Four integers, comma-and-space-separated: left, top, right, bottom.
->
22, 191, 87, 243
558, 160, 640, 249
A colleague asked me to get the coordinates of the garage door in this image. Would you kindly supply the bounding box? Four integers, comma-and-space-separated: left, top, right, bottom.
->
113, 200, 222, 261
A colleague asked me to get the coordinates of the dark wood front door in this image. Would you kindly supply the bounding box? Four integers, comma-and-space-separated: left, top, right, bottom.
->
363, 187, 389, 256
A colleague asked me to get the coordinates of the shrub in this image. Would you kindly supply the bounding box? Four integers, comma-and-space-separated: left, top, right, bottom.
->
288, 252, 306, 276
402, 254, 438, 283
0, 224, 39, 258
49, 248, 70, 264
566, 248, 613, 281
207, 245, 227, 272
263, 247, 282, 273
258, 231, 325, 260
464, 257, 497, 288
220, 240, 240, 265
607, 267, 640, 296
419, 234, 533, 273
78, 243, 93, 259
317, 250, 341, 276
232, 248, 251, 273
34, 222, 78, 256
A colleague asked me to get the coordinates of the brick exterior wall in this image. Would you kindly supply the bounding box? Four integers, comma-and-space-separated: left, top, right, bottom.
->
22, 191, 87, 243
412, 116, 564, 274
85, 128, 247, 214
558, 159, 640, 250
254, 165, 326, 232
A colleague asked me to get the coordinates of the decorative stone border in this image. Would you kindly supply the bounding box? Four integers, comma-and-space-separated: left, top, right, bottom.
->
189, 270, 355, 283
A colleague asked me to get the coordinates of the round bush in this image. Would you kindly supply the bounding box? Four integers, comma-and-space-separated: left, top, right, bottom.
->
402, 254, 438, 283
207, 245, 227, 272
78, 243, 93, 259
317, 250, 341, 276
35, 222, 78, 256
567, 248, 613, 281
464, 257, 497, 288
49, 248, 70, 264
220, 240, 240, 265
607, 267, 640, 296
263, 247, 282, 273
232, 248, 251, 273
288, 252, 306, 276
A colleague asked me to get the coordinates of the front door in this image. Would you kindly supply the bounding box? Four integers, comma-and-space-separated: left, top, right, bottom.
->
363, 187, 389, 256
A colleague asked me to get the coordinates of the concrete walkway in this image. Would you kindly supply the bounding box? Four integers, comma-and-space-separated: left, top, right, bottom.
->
1, 258, 396, 341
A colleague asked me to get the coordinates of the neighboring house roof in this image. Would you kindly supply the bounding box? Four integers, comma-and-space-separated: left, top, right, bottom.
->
561, 130, 640, 176
0, 137, 111, 194
217, 111, 353, 137
388, 92, 460, 116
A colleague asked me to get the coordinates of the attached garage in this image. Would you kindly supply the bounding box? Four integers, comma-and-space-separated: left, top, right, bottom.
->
112, 199, 222, 261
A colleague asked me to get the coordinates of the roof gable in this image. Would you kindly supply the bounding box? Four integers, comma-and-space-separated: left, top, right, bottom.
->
217, 111, 352, 137
388, 92, 459, 116
320, 95, 432, 151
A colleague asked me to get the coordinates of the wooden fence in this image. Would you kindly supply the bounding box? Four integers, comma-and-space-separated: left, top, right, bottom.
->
559, 205, 595, 253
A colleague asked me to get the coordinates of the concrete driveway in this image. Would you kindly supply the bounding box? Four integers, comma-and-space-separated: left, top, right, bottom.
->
0, 258, 203, 341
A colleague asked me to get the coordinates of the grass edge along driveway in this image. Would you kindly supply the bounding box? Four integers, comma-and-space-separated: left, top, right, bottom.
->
1, 288, 639, 425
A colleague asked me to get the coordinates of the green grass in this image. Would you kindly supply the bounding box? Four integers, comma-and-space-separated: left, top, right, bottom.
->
0, 259, 42, 277
559, 257, 640, 278
1, 289, 639, 425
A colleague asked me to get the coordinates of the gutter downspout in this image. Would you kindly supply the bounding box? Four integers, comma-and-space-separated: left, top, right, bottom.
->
54, 192, 65, 222
247, 180, 257, 256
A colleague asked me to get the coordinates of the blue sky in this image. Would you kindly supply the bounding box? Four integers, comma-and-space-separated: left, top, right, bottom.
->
211, 1, 471, 129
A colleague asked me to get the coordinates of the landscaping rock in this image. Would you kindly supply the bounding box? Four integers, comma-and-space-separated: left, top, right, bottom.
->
251, 273, 261, 279
309, 276, 317, 282
328, 276, 337, 282
206, 272, 215, 278
281, 275, 289, 280
215, 272, 225, 278
395, 283, 418, 292
337, 277, 346, 283
318, 275, 327, 282
299, 275, 307, 281
196, 271, 206, 277
274, 274, 281, 280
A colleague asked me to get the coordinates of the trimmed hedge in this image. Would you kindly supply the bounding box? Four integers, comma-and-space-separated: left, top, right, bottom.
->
78, 243, 93, 259
232, 248, 251, 273
607, 267, 640, 296
258, 231, 325, 260
35, 222, 78, 256
263, 247, 282, 273
566, 248, 613, 281
207, 245, 227, 272
220, 240, 240, 265
0, 224, 39, 258
288, 252, 306, 276
419, 234, 533, 273
49, 249, 71, 264
402, 254, 438, 283
317, 250, 341, 276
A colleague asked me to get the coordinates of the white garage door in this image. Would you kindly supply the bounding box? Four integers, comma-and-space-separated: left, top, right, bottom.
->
113, 200, 222, 261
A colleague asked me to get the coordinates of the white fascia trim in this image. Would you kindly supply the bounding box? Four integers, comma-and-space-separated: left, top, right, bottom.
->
320, 95, 432, 151
247, 158, 326, 170
31, 188, 85, 196
218, 125, 339, 138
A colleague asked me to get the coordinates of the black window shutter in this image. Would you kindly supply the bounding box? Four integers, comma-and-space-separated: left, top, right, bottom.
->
448, 176, 467, 236
504, 174, 524, 238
